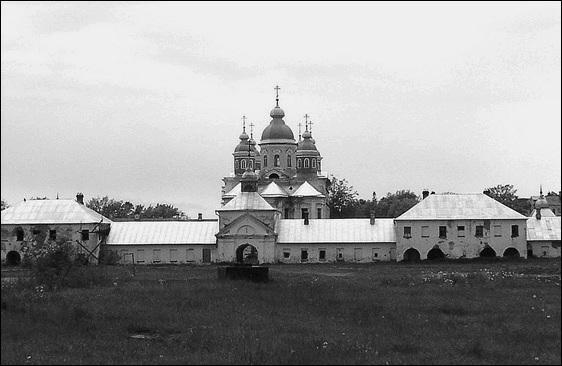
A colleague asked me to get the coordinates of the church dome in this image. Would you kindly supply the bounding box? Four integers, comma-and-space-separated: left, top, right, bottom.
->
234, 131, 251, 152
535, 196, 549, 209
297, 130, 318, 152
241, 169, 258, 181
270, 106, 285, 118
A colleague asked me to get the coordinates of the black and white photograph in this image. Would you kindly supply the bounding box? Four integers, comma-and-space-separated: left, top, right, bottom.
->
1, 1, 560, 364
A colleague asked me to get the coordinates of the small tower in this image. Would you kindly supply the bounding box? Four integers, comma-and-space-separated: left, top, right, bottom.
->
296, 119, 322, 176
233, 116, 257, 176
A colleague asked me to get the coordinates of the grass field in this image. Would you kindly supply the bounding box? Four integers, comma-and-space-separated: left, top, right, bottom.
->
1, 259, 561, 365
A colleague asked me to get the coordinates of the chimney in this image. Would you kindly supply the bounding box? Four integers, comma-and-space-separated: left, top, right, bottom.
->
303, 211, 309, 225
76, 192, 84, 205
370, 211, 376, 225
422, 189, 430, 199
198, 213, 203, 221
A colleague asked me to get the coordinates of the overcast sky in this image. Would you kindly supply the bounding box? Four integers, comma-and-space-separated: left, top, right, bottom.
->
1, 1, 561, 217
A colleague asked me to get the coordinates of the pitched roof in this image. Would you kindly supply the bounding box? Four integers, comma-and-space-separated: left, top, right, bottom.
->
260, 181, 288, 197
1, 199, 111, 225
216, 192, 276, 211
396, 193, 527, 221
291, 181, 325, 197
223, 183, 241, 198
527, 216, 561, 241
105, 221, 218, 245
276, 218, 395, 243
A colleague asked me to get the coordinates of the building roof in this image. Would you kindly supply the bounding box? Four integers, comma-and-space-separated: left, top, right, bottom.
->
291, 181, 325, 197
527, 216, 561, 242
1, 199, 111, 225
105, 221, 218, 245
276, 218, 395, 243
396, 193, 527, 221
223, 183, 241, 198
260, 181, 288, 197
217, 192, 276, 211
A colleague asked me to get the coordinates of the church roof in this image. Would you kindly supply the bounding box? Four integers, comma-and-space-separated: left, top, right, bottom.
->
277, 218, 395, 243
223, 183, 241, 198
1, 199, 111, 225
396, 193, 527, 221
527, 216, 561, 241
260, 181, 288, 197
217, 192, 276, 211
105, 221, 218, 245
291, 181, 325, 197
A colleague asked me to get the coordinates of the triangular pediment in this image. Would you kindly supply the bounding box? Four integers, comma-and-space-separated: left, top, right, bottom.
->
291, 181, 325, 197
216, 213, 276, 237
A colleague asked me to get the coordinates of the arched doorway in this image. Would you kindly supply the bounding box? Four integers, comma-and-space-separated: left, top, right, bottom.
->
427, 247, 445, 260
403, 248, 421, 262
268, 173, 279, 180
503, 247, 520, 258
479, 246, 497, 258
6, 251, 21, 266
236, 244, 258, 265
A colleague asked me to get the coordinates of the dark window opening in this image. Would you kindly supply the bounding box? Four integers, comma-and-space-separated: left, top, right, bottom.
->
284, 208, 290, 219
317, 207, 322, 219
475, 225, 484, 237
287, 155, 292, 167
283, 251, 290, 259
81, 230, 89, 241
304, 158, 310, 168
49, 230, 57, 240
301, 208, 308, 218
301, 249, 308, 262
16, 228, 24, 241
297, 159, 302, 168
439, 226, 447, 239
263, 155, 268, 167
319, 250, 326, 261
403, 226, 412, 238
269, 173, 279, 179
511, 225, 519, 238
457, 226, 465, 237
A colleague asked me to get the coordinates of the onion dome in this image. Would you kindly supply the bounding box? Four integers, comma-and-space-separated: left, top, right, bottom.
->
249, 137, 259, 154
297, 130, 319, 154
261, 105, 295, 141
270, 106, 285, 118
234, 131, 251, 152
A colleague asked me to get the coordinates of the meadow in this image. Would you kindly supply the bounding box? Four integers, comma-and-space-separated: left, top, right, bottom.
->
1, 259, 560, 365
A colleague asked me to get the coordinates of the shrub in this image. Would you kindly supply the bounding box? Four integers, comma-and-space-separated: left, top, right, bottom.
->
99, 250, 121, 265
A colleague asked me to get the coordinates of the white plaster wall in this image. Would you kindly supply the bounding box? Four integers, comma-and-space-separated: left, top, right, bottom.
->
107, 244, 217, 264
395, 219, 528, 261
528, 241, 561, 258
275, 243, 396, 263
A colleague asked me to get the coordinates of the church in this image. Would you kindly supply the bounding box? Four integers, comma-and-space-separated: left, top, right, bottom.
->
1, 88, 560, 265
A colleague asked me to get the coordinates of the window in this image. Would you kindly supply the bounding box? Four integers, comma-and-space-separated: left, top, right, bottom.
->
301, 208, 309, 218
241, 159, 247, 169
312, 159, 317, 168
153, 249, 161, 263
136, 249, 145, 263
403, 226, 412, 238
263, 155, 268, 167
304, 158, 310, 168
16, 228, 24, 241
354, 248, 362, 261
439, 226, 447, 239
317, 207, 322, 219
170, 248, 178, 263
274, 154, 280, 167
511, 225, 519, 237
235, 159, 239, 169
319, 249, 326, 261
186, 248, 194, 262
249, 159, 253, 169
336, 248, 344, 261
284, 208, 290, 219
81, 230, 89, 241
297, 159, 302, 168
372, 248, 381, 260
49, 229, 57, 240
287, 154, 292, 167
283, 249, 290, 259
301, 249, 308, 262
457, 226, 465, 237
421, 226, 429, 238
475, 225, 484, 237
493, 225, 502, 237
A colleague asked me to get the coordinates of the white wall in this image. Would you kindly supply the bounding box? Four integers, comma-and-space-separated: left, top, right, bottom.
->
528, 241, 561, 258
275, 242, 396, 263
107, 244, 217, 264
395, 219, 528, 260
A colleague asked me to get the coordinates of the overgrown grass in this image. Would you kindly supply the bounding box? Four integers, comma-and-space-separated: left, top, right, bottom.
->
1, 259, 560, 364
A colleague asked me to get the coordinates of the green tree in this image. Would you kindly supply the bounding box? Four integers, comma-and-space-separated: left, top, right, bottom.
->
484, 184, 531, 215
327, 175, 359, 218
374, 190, 420, 218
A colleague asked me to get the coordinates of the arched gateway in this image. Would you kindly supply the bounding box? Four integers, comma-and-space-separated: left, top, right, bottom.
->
236, 244, 258, 264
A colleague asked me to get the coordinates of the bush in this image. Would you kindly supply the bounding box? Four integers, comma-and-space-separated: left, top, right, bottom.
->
99, 250, 121, 265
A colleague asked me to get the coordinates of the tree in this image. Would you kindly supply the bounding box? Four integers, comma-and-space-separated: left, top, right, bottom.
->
374, 190, 420, 218
327, 176, 359, 218
484, 184, 531, 215
86, 196, 184, 219
1, 199, 8, 211
30, 196, 49, 200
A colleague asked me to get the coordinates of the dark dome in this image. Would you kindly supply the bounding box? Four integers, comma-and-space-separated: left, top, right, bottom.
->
297, 130, 318, 152
261, 122, 295, 141
235, 141, 252, 152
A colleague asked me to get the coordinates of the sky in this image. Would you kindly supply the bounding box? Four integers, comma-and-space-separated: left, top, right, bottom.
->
1, 1, 561, 218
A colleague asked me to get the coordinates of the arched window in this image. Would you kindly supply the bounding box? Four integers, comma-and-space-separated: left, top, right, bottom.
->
241, 160, 247, 169
287, 154, 292, 167
304, 158, 309, 168
263, 155, 268, 167
235, 159, 239, 169
297, 159, 302, 168
249, 160, 253, 169
312, 159, 316, 168
274, 154, 280, 167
